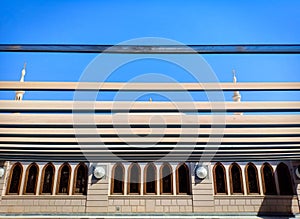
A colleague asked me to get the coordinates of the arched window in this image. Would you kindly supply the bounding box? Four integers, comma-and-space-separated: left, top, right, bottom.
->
57, 163, 71, 194
144, 163, 156, 194
111, 163, 124, 194
261, 163, 276, 195
213, 163, 227, 194
245, 163, 259, 194
128, 163, 140, 194
41, 163, 55, 194
24, 163, 39, 194
276, 162, 293, 195
7, 162, 23, 194
176, 163, 190, 194
73, 163, 88, 195
160, 163, 173, 194
229, 163, 243, 194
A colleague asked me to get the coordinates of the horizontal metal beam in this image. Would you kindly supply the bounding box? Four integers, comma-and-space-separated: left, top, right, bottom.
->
1, 82, 300, 91
0, 147, 300, 152
1, 136, 298, 143
1, 127, 298, 136
0, 114, 299, 125
0, 146, 299, 162
1, 154, 298, 162
1, 101, 299, 112
1, 44, 300, 54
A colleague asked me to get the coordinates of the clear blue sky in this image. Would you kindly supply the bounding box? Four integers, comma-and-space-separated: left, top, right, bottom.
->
0, 0, 299, 102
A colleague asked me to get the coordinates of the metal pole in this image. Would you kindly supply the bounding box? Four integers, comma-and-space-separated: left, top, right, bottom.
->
0, 44, 300, 54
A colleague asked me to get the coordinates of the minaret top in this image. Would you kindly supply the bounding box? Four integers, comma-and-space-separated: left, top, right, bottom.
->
232, 69, 237, 83
15, 63, 26, 101
232, 69, 241, 102
20, 62, 26, 82
232, 69, 243, 115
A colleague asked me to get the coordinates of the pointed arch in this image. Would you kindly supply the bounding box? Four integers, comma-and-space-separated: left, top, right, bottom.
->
111, 163, 124, 194
73, 162, 88, 195
24, 163, 39, 194
276, 162, 294, 195
7, 162, 23, 194
144, 163, 157, 194
213, 162, 227, 195
261, 163, 276, 195
229, 163, 243, 194
128, 163, 141, 194
176, 163, 190, 194
40, 163, 55, 194
57, 163, 71, 194
160, 163, 173, 194
245, 163, 260, 194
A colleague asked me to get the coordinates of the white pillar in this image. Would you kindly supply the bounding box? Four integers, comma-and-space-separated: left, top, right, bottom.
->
68, 164, 75, 195
19, 164, 27, 195
52, 164, 59, 195
124, 163, 128, 195
36, 163, 43, 195
172, 164, 177, 195
241, 164, 247, 195
225, 165, 231, 194
156, 163, 160, 195
140, 163, 144, 195
256, 164, 264, 195
107, 163, 111, 195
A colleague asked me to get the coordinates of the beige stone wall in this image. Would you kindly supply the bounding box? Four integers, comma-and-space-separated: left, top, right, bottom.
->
214, 195, 299, 214
0, 161, 299, 215
191, 163, 215, 213
108, 196, 192, 213
0, 196, 86, 213
85, 164, 109, 213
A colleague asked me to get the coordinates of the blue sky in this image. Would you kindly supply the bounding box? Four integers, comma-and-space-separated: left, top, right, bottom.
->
0, 0, 299, 102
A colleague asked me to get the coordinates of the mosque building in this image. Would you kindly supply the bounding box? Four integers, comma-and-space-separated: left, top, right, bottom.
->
0, 64, 299, 218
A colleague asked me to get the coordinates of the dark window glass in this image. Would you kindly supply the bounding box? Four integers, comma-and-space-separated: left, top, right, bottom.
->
161, 164, 172, 194
25, 164, 38, 194
262, 163, 276, 195
231, 164, 243, 194
75, 164, 87, 195
215, 164, 227, 194
247, 164, 259, 194
8, 164, 22, 194
277, 163, 293, 195
129, 163, 140, 194
178, 164, 189, 194
145, 163, 156, 194
42, 164, 54, 194
58, 164, 70, 194
113, 164, 124, 194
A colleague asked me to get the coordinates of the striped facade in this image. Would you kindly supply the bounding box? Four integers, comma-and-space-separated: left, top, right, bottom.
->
0, 81, 299, 218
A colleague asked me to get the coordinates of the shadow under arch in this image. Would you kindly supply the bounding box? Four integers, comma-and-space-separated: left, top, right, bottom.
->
258, 162, 298, 218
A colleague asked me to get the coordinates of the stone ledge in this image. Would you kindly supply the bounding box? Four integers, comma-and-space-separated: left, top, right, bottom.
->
108, 195, 192, 199
2, 195, 86, 200
214, 195, 297, 199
